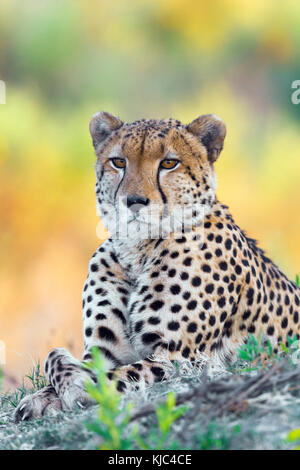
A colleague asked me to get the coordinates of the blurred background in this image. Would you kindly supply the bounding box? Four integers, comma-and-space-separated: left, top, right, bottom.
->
0, 0, 300, 390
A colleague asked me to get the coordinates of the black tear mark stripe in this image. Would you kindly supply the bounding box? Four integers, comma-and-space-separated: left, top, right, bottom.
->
156, 168, 167, 204
114, 167, 126, 204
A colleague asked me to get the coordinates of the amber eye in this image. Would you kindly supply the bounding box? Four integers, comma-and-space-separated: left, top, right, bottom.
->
160, 159, 179, 170
111, 158, 126, 169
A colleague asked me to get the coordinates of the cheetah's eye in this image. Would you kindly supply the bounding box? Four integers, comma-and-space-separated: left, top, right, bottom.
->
111, 158, 126, 169
160, 159, 180, 170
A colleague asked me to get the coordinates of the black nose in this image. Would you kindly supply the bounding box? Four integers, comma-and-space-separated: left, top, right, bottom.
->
126, 194, 150, 210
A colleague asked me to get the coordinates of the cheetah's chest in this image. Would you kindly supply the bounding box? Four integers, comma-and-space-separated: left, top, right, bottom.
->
111, 238, 154, 280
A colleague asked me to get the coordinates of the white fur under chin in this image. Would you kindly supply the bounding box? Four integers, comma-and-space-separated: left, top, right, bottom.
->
97, 199, 215, 244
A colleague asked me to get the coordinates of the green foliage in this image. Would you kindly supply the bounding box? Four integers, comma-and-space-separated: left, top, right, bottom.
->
286, 428, 300, 450
85, 348, 187, 450
238, 334, 273, 363
295, 274, 300, 287
136, 392, 187, 450
4, 387, 27, 408
84, 348, 134, 450
233, 334, 277, 372
196, 422, 241, 450
231, 333, 299, 373
25, 361, 47, 391
156, 393, 187, 444
3, 362, 46, 408
279, 334, 299, 354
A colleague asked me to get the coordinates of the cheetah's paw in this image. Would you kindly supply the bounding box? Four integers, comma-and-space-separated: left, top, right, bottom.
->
57, 375, 97, 411
14, 385, 62, 423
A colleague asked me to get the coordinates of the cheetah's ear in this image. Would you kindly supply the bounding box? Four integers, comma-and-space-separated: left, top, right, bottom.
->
89, 111, 124, 150
187, 114, 226, 163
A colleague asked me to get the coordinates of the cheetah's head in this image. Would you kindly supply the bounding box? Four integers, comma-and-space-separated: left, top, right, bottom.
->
89, 112, 226, 239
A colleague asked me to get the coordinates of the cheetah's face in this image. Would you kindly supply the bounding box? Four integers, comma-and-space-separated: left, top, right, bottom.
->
90, 112, 226, 239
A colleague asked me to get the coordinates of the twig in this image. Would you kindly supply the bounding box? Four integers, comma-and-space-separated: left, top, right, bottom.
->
130, 361, 300, 423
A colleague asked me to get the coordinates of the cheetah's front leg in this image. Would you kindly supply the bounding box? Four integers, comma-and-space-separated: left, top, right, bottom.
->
45, 241, 144, 409
15, 241, 139, 418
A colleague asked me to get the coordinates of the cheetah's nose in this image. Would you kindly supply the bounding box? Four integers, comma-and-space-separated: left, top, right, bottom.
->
126, 194, 150, 212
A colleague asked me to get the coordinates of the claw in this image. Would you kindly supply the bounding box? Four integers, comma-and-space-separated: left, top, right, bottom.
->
21, 410, 31, 421
14, 386, 62, 423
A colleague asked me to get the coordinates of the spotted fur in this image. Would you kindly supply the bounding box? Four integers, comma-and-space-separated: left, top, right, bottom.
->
14, 112, 300, 421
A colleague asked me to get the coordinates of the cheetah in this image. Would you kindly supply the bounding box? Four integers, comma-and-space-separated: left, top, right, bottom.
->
14, 111, 300, 421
